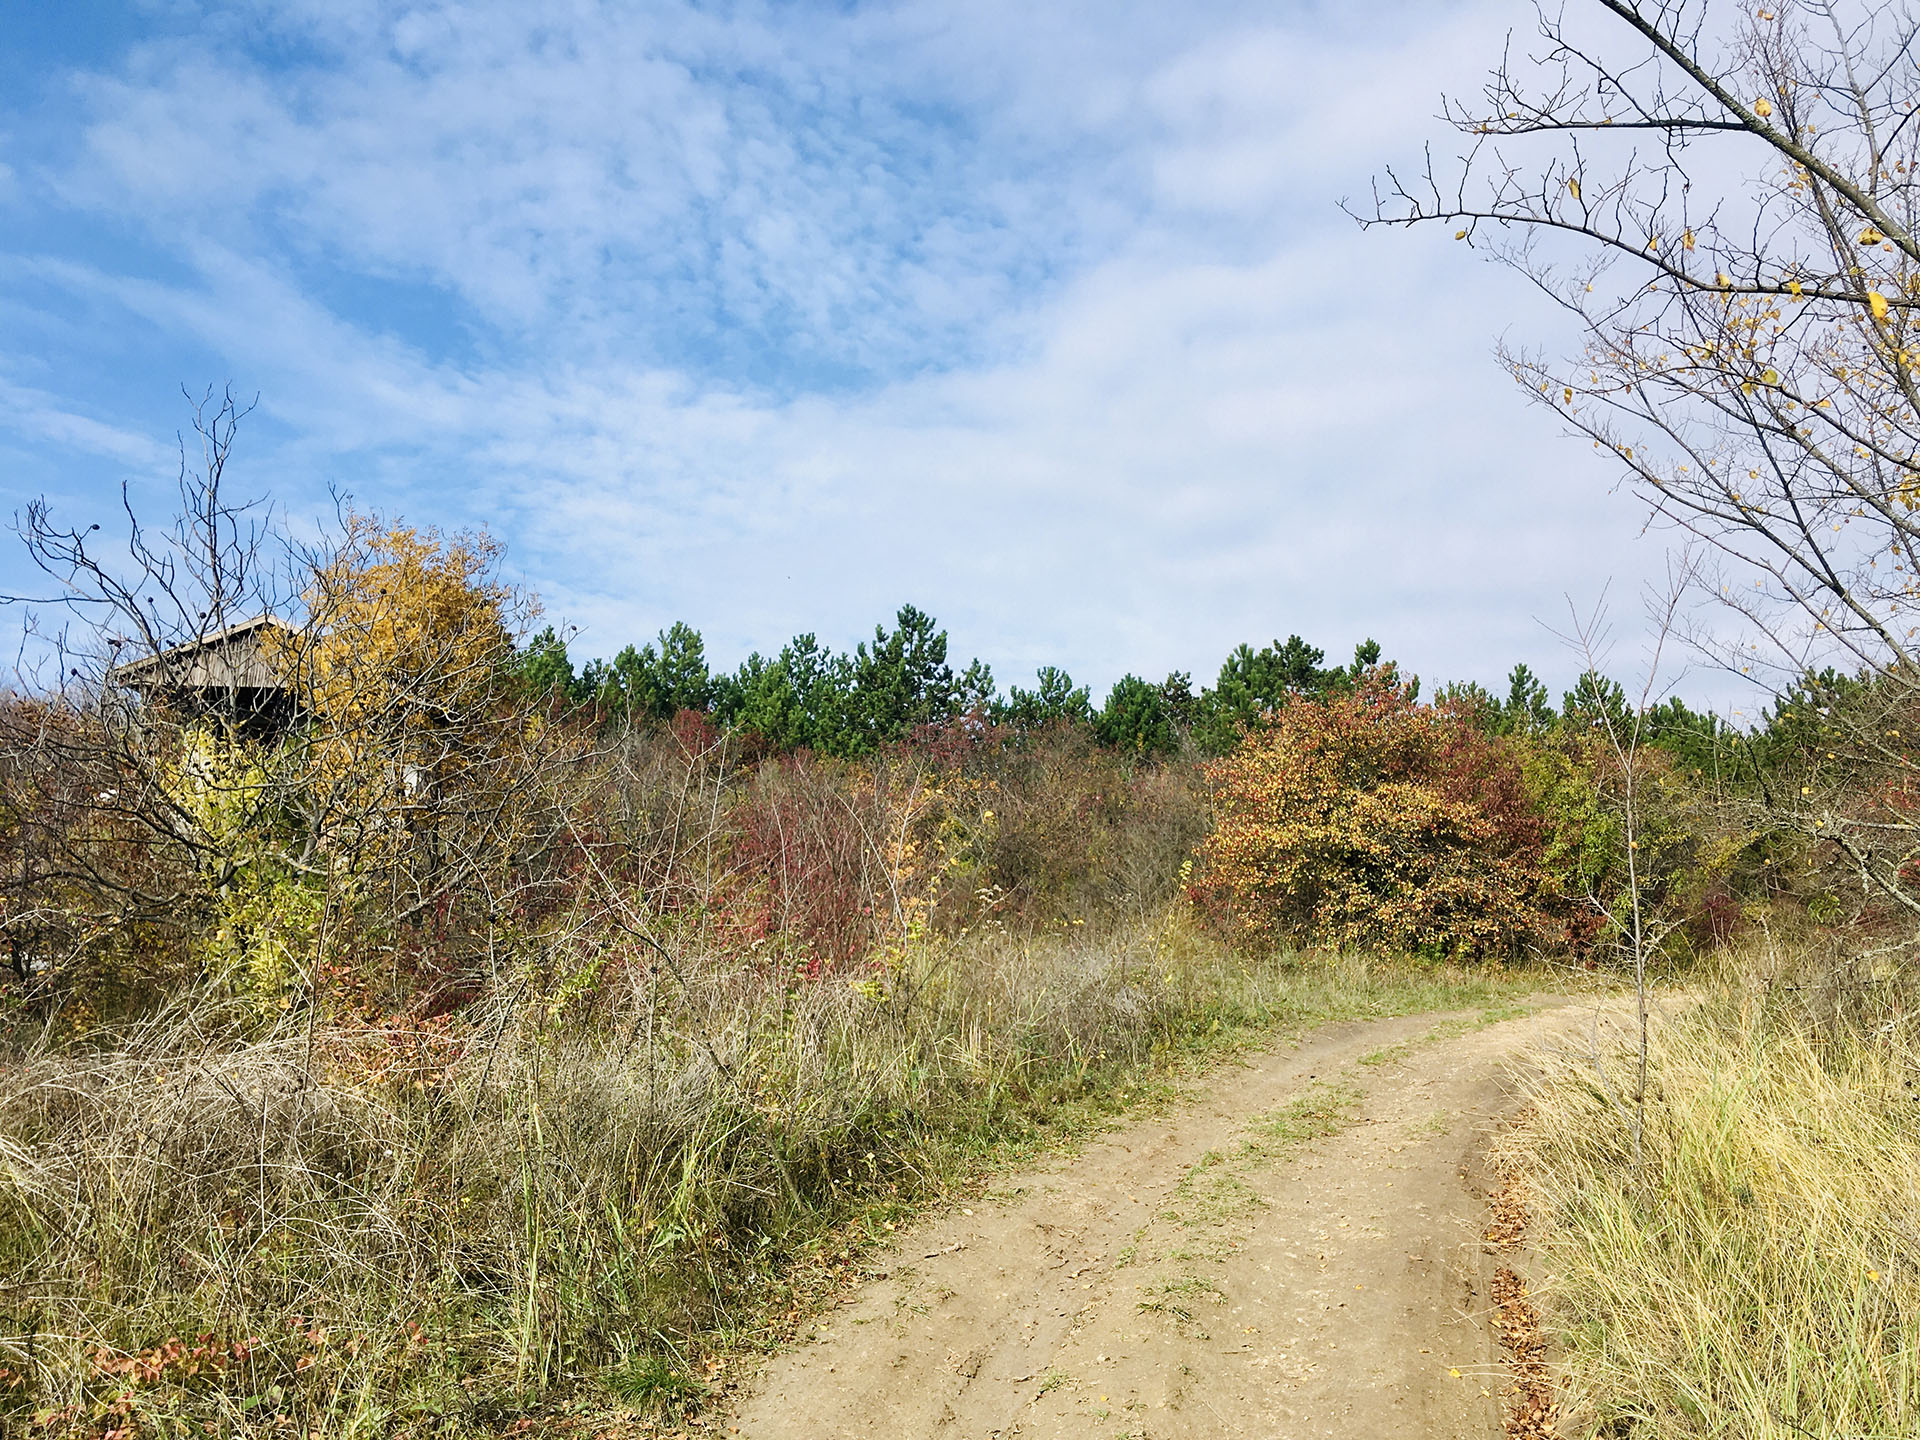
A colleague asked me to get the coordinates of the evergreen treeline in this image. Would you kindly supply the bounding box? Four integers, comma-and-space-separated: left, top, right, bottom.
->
519, 604, 1740, 761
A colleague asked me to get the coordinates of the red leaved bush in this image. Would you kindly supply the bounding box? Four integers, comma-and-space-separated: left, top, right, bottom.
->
718, 752, 937, 972
1194, 672, 1570, 959
722, 756, 877, 969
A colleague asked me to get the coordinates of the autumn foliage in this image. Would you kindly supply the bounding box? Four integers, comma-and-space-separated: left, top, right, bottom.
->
0, 398, 1817, 1440
270, 517, 521, 782
1194, 672, 1571, 959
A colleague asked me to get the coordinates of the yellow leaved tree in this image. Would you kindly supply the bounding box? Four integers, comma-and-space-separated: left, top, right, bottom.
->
277, 515, 519, 805
259, 514, 579, 1002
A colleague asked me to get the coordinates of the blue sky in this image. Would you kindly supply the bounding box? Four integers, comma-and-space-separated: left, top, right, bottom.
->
0, 0, 1724, 708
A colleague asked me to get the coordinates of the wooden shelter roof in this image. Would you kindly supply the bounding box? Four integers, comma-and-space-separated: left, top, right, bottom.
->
110, 615, 290, 693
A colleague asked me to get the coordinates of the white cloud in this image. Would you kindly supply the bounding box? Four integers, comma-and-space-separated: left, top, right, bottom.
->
59, 0, 1108, 379
0, 377, 168, 468
0, 0, 1709, 703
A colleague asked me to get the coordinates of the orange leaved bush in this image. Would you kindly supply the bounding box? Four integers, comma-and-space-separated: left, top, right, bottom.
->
1194, 671, 1570, 959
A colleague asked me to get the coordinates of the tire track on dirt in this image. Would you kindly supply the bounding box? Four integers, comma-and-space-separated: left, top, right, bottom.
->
722, 1001, 1592, 1440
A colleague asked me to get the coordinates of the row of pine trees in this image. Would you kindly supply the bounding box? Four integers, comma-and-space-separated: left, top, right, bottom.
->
521, 602, 1743, 763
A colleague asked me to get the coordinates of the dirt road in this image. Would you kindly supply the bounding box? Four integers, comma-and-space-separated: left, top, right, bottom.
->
723, 1001, 1597, 1440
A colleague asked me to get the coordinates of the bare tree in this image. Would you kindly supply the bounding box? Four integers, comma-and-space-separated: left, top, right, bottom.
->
0, 388, 279, 997
9, 386, 277, 679
1558, 578, 1696, 1161
1363, 0, 1920, 937
0, 391, 589, 1012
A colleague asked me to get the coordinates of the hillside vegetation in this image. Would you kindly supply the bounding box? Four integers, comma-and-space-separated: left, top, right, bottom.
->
0, 467, 1902, 1437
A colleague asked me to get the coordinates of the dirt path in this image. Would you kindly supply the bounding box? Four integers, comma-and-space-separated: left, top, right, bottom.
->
722, 1000, 1602, 1440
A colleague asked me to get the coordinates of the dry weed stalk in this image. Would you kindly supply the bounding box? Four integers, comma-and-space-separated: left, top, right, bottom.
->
0, 916, 1510, 1434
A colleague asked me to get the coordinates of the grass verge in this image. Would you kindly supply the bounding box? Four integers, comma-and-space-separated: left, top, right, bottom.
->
1504, 957, 1920, 1438
0, 913, 1545, 1437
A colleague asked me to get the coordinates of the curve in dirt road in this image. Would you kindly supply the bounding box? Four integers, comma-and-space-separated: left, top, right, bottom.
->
721, 1000, 1600, 1440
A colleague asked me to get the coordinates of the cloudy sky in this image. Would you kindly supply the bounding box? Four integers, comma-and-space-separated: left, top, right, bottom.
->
0, 0, 1709, 705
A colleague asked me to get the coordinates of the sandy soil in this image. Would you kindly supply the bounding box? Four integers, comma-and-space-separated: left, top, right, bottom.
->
720, 1001, 1601, 1440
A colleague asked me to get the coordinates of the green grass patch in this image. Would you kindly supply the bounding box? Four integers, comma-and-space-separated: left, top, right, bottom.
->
602, 1354, 708, 1416
1247, 1079, 1366, 1148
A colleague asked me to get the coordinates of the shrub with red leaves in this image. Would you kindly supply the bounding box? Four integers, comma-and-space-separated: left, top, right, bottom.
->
719, 754, 924, 971
1193, 671, 1569, 959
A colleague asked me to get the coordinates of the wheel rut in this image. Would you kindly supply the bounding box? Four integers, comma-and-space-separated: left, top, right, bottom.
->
723, 1001, 1590, 1440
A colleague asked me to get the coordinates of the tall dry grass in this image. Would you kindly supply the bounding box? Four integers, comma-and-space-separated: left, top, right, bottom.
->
0, 916, 1525, 1437
1509, 942, 1920, 1438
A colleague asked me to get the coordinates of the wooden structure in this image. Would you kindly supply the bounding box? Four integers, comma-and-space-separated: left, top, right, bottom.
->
110, 616, 296, 732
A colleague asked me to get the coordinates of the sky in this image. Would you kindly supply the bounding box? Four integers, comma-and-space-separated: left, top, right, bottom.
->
0, 0, 1726, 709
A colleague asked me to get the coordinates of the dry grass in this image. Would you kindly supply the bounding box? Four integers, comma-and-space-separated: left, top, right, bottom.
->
0, 915, 1533, 1437
1508, 945, 1920, 1438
